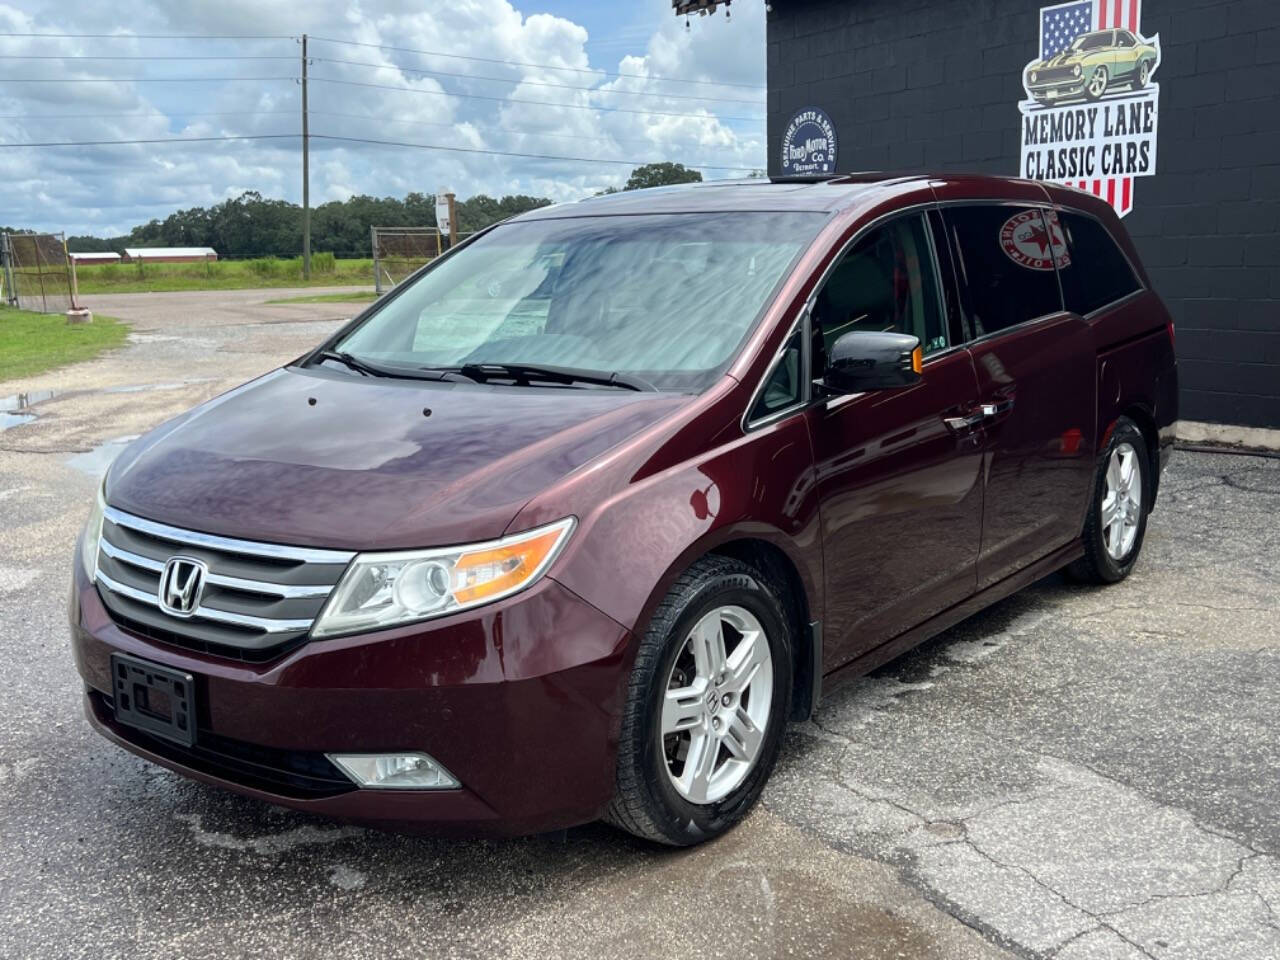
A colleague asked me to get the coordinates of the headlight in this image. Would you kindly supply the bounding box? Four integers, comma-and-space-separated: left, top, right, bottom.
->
79, 482, 106, 582
1031, 70, 1039, 82
311, 517, 575, 638
1072, 64, 1081, 76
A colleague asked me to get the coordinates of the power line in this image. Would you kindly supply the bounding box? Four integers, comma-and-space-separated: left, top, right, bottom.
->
0, 109, 299, 120
0, 109, 762, 156
0, 130, 760, 172
0, 75, 297, 83
0, 54, 295, 61
310, 133, 759, 172
0, 134, 298, 147
312, 56, 764, 106
308, 35, 765, 91
309, 76, 764, 123
0, 32, 294, 39
309, 110, 760, 151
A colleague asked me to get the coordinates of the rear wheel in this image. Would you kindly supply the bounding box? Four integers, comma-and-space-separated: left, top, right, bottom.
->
605, 555, 792, 846
1068, 418, 1150, 583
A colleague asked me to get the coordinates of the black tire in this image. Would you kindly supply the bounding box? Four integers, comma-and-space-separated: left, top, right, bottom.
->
604, 555, 793, 846
1068, 417, 1150, 584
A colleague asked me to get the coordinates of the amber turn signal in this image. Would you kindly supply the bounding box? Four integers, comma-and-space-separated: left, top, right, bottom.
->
911, 345, 923, 375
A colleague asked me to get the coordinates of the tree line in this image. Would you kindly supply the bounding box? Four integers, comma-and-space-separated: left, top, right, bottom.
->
4, 163, 709, 260
62, 191, 552, 259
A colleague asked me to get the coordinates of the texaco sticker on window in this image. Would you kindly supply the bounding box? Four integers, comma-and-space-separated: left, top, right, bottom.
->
999, 210, 1070, 271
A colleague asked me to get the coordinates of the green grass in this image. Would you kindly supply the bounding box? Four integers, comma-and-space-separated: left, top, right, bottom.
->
73, 256, 378, 294
266, 291, 381, 305
0, 306, 129, 381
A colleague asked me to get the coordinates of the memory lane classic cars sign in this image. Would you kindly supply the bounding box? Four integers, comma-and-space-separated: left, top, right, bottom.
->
781, 107, 838, 177
1018, 0, 1161, 217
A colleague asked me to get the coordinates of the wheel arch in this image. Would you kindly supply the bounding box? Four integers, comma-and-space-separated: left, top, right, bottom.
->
1118, 403, 1161, 509
708, 537, 820, 722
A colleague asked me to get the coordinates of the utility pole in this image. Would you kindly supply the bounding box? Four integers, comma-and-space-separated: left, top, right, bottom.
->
301, 33, 311, 280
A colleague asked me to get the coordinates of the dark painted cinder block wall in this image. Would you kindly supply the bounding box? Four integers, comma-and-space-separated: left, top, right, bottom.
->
766, 0, 1280, 429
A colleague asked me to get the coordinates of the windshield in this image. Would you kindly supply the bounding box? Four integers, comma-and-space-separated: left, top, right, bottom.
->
333, 211, 825, 391
1070, 32, 1112, 51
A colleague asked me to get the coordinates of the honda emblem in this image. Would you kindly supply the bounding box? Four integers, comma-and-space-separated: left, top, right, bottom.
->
158, 557, 207, 617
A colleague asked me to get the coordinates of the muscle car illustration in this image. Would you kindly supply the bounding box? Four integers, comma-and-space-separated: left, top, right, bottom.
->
1024, 28, 1158, 104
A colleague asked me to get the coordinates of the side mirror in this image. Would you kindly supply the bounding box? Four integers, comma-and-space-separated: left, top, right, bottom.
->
821, 331, 923, 394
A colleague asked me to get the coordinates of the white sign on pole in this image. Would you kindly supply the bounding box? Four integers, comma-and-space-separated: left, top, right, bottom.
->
435, 193, 452, 235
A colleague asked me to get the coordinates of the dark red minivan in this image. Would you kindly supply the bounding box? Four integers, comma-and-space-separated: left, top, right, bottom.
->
71, 174, 1177, 845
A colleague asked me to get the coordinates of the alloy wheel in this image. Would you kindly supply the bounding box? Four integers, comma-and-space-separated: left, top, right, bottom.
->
1139, 62, 1150, 86
1089, 68, 1108, 98
661, 605, 774, 805
1102, 442, 1143, 561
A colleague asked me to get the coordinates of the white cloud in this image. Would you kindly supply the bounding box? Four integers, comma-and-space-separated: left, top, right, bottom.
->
0, 0, 764, 237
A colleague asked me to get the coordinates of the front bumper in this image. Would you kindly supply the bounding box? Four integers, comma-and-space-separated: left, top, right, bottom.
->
1027, 77, 1087, 102
70, 554, 633, 835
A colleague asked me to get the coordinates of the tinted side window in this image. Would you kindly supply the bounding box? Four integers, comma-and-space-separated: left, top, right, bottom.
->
811, 214, 948, 380
750, 328, 803, 421
944, 205, 1063, 338
1053, 211, 1142, 316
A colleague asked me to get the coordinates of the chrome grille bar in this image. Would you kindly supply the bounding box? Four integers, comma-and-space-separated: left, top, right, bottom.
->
103, 506, 355, 564
95, 506, 353, 655
96, 571, 315, 635
99, 539, 333, 600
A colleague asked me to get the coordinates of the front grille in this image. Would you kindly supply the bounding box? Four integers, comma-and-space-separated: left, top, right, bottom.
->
94, 506, 354, 660
93, 691, 356, 798
1033, 66, 1080, 84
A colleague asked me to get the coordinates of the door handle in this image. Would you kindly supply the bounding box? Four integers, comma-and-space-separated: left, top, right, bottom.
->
943, 410, 987, 433
944, 397, 1014, 433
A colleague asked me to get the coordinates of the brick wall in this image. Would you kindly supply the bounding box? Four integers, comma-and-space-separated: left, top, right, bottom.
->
767, 0, 1280, 428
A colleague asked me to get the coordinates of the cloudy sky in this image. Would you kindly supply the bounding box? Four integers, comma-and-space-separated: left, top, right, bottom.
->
0, 0, 764, 237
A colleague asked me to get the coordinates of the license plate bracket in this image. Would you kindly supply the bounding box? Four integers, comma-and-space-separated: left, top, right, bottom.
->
110, 653, 197, 747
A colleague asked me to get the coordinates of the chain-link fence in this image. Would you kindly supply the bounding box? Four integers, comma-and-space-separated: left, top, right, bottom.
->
1, 232, 75, 313
371, 226, 440, 295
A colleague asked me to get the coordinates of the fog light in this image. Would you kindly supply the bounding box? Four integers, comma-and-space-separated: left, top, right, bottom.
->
327, 752, 459, 789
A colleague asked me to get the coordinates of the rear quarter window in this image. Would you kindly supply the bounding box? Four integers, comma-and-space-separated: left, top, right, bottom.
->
1053, 211, 1143, 316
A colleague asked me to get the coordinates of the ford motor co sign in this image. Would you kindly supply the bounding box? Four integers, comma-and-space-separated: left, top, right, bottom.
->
781, 107, 838, 177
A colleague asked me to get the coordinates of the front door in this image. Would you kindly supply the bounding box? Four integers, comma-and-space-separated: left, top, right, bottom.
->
941, 204, 1097, 589
806, 212, 985, 669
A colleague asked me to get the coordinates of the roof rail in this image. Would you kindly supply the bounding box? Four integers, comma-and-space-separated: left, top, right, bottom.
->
768, 174, 845, 184
768, 171, 896, 185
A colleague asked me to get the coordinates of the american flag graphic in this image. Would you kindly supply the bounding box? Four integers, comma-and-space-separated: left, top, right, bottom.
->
1038, 0, 1147, 216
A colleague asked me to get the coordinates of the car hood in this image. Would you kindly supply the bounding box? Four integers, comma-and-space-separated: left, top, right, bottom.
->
106, 366, 691, 550
1033, 50, 1086, 69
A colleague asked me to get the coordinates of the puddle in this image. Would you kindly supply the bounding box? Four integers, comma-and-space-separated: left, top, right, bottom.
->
0, 412, 35, 432
0, 390, 59, 432
65, 436, 139, 478
0, 389, 58, 412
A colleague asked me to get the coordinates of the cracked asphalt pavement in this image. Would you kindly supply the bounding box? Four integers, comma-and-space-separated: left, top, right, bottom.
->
1, 288, 1278, 959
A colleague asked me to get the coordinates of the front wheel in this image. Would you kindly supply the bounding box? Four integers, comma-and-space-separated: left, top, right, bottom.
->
1136, 60, 1151, 88
1085, 66, 1109, 100
605, 555, 792, 846
1068, 417, 1150, 583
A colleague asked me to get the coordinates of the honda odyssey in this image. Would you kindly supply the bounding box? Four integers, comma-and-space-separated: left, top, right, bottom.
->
71, 174, 1177, 845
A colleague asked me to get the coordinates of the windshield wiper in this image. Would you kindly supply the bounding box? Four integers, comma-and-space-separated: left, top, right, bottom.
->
313, 350, 476, 383
314, 349, 380, 377
456, 362, 657, 392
